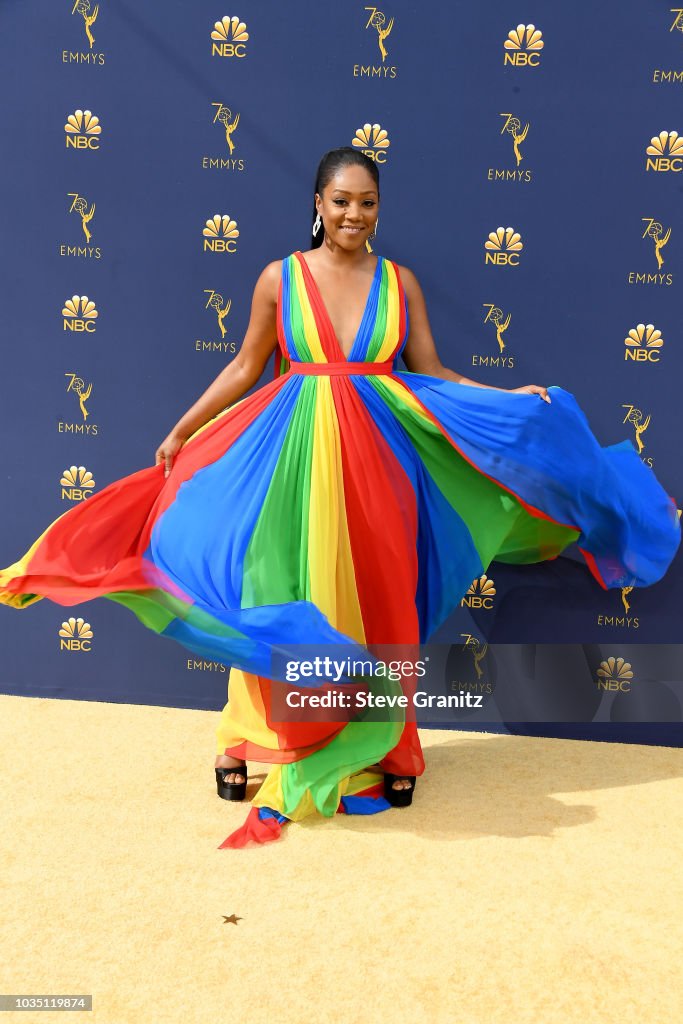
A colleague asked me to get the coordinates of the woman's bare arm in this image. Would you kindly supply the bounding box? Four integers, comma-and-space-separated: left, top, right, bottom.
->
169, 260, 281, 442
396, 264, 550, 401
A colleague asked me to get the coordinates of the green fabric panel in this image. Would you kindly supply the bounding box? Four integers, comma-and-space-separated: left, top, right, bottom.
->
280, 674, 406, 818
288, 255, 314, 362
240, 377, 316, 606
105, 587, 249, 639
365, 257, 388, 362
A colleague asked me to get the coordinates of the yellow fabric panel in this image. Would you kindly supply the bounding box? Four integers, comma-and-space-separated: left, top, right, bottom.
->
307, 377, 365, 643
290, 258, 327, 362
215, 667, 279, 753
375, 259, 401, 363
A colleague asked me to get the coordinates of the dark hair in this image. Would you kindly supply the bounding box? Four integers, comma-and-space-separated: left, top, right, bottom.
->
311, 147, 380, 249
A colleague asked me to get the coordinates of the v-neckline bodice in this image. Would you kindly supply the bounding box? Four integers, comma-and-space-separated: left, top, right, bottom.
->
295, 250, 382, 361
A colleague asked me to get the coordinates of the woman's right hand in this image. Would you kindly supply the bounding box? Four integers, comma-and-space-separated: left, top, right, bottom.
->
155, 432, 186, 478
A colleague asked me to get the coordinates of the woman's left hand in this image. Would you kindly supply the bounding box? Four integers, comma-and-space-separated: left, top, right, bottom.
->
510, 384, 551, 404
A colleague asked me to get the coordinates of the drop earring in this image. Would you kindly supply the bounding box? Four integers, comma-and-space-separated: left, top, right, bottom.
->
369, 215, 379, 240
312, 213, 322, 237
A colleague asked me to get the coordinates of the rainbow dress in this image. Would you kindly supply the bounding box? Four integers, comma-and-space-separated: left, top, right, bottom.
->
0, 250, 680, 847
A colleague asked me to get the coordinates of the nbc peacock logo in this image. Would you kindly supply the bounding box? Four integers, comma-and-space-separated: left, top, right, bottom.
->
484, 227, 523, 266
461, 575, 496, 610
203, 215, 239, 253
503, 24, 544, 67
352, 123, 390, 163
59, 615, 93, 652
624, 324, 663, 363
211, 16, 248, 58
645, 131, 683, 171
61, 465, 95, 501
62, 295, 98, 333
596, 656, 634, 693
65, 109, 101, 150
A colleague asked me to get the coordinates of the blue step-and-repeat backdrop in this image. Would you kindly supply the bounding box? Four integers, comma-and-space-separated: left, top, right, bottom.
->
1, 2, 681, 743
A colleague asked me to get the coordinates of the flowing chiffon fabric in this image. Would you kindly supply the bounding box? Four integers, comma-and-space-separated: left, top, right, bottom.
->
1, 250, 679, 846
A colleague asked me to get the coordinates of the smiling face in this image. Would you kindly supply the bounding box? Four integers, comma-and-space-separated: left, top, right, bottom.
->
315, 162, 379, 251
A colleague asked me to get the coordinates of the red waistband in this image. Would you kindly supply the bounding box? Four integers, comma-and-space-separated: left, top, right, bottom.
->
287, 360, 394, 376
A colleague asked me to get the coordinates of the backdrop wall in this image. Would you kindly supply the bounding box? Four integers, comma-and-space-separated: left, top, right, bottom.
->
1, 1, 681, 742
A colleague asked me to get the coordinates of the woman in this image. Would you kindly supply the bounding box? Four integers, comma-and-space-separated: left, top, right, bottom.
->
1, 148, 680, 848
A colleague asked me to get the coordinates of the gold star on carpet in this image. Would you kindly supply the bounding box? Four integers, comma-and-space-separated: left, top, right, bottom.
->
222, 914, 242, 925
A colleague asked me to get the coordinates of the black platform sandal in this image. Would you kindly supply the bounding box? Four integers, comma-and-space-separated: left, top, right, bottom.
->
215, 764, 248, 801
383, 773, 416, 808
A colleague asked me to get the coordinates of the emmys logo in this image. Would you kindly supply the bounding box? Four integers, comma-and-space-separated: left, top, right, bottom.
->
59, 372, 98, 435
644, 218, 671, 270
461, 575, 496, 610
446, 634, 493, 696
488, 114, 532, 183
203, 215, 239, 253
211, 16, 248, 58
472, 305, 515, 367
367, 7, 393, 61
61, 465, 95, 501
62, 295, 98, 333
352, 123, 390, 163
59, 616, 93, 652
597, 587, 640, 630
596, 656, 634, 693
65, 109, 101, 150
354, 7, 397, 78
461, 634, 488, 680
622, 404, 653, 466
503, 24, 544, 67
186, 659, 228, 672
60, 193, 101, 259
484, 305, 512, 352
203, 103, 244, 171
645, 131, 683, 171
627, 218, 672, 287
72, 0, 97, 47
196, 290, 238, 354
624, 324, 663, 363
485, 227, 523, 266
203, 103, 245, 171
64, 1, 105, 64
653, 16, 683, 83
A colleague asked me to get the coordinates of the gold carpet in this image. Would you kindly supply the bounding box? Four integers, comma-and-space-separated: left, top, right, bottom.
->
1, 693, 682, 1024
